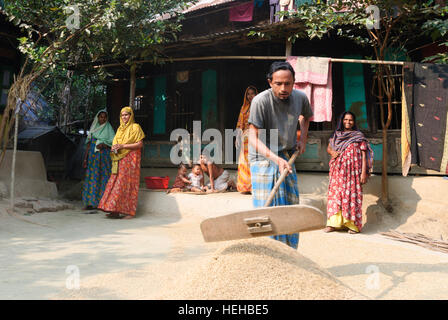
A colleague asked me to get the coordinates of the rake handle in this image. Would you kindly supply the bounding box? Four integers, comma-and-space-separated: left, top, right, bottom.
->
264, 149, 300, 207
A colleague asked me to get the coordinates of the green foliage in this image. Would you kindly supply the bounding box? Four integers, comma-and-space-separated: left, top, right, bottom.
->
2, 0, 195, 70
34, 67, 107, 127
421, 4, 448, 63
276, 0, 447, 63
1, 0, 196, 128
422, 42, 448, 63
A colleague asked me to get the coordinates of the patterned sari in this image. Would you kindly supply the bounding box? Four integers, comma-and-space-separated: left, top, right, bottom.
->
98, 107, 145, 217
97, 149, 141, 216
82, 110, 115, 208
82, 138, 112, 207
326, 119, 373, 232
236, 86, 258, 193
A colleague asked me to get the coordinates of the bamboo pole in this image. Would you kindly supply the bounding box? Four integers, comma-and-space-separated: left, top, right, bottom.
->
10, 111, 19, 212
93, 56, 405, 69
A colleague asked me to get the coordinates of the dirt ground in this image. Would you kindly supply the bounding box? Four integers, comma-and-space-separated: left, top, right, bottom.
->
1, 185, 448, 300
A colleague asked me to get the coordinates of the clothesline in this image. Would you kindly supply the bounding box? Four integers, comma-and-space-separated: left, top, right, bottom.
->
93, 55, 405, 69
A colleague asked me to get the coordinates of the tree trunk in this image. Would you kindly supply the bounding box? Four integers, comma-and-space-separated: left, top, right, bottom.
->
84, 79, 92, 134
381, 126, 392, 210
376, 68, 393, 212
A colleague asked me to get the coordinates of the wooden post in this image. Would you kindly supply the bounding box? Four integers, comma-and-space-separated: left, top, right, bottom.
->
129, 64, 136, 108
10, 111, 19, 212
62, 70, 73, 134
285, 39, 292, 57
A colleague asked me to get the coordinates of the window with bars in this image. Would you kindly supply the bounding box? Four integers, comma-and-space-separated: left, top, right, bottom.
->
168, 70, 201, 134
171, 87, 197, 133
0, 67, 13, 110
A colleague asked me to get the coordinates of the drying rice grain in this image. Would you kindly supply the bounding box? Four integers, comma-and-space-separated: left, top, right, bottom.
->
157, 237, 365, 300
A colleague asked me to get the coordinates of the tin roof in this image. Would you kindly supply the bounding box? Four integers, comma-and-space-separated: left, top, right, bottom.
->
183, 0, 237, 14
18, 126, 58, 141
18, 126, 74, 145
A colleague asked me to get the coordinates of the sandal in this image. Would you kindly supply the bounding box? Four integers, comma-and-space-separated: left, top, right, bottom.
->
106, 213, 122, 219
348, 229, 359, 234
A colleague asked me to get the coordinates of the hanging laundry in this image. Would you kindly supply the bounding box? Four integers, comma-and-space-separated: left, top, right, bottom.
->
270, 0, 280, 23
254, 0, 265, 7
229, 1, 254, 22
287, 56, 333, 122
401, 62, 413, 176
403, 62, 448, 173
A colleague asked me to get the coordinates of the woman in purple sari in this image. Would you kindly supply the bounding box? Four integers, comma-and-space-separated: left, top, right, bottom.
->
325, 111, 373, 234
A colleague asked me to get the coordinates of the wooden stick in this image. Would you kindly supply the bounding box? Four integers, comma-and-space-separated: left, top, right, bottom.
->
381, 231, 448, 254
10, 112, 19, 212
264, 150, 300, 207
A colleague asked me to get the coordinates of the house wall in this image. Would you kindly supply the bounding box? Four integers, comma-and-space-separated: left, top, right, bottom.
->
104, 6, 442, 176
107, 55, 434, 175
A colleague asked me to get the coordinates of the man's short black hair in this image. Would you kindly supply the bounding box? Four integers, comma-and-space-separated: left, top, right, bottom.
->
267, 61, 295, 81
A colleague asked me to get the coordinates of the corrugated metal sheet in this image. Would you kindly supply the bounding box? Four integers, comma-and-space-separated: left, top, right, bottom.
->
18, 126, 57, 140
183, 0, 237, 14
178, 18, 300, 42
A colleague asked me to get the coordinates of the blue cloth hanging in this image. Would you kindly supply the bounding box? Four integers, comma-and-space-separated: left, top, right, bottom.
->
254, 0, 264, 7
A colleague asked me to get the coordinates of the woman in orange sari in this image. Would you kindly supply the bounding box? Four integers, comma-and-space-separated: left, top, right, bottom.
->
98, 106, 145, 219
236, 85, 258, 194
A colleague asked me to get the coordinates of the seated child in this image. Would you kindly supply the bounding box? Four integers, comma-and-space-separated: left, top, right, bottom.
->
187, 164, 207, 192
199, 154, 236, 193
167, 163, 191, 193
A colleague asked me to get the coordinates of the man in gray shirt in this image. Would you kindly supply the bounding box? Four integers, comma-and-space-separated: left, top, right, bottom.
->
248, 61, 313, 249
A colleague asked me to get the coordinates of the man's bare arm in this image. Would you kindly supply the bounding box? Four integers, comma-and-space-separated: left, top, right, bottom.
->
297, 115, 310, 155
248, 124, 292, 174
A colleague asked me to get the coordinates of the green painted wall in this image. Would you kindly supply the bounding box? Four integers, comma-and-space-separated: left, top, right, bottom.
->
300, 143, 319, 160
371, 143, 383, 161
342, 55, 368, 130
153, 76, 167, 135
201, 69, 218, 131
145, 144, 158, 159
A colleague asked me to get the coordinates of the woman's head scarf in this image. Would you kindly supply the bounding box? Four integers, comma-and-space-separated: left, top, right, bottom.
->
112, 106, 145, 145
110, 106, 145, 174
330, 111, 374, 172
236, 85, 258, 131
86, 109, 115, 152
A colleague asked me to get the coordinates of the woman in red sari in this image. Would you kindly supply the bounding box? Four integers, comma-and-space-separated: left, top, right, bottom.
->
325, 111, 373, 234
235, 85, 258, 194
98, 106, 145, 219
